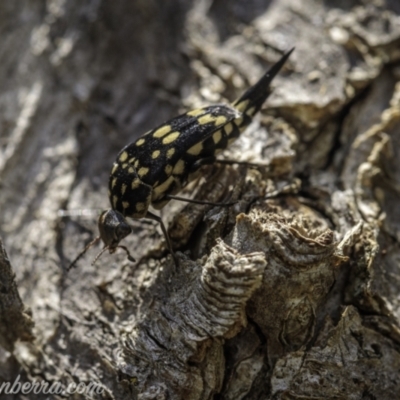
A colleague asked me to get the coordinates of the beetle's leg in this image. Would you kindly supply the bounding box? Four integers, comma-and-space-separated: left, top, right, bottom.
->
146, 210, 179, 267
165, 194, 236, 207
215, 159, 263, 168
191, 156, 263, 170
190, 156, 216, 170
170, 155, 261, 211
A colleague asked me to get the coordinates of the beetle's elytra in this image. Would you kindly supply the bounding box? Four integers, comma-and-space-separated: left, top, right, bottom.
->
69, 48, 294, 269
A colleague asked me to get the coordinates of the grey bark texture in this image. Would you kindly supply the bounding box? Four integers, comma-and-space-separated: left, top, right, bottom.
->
1, 0, 400, 399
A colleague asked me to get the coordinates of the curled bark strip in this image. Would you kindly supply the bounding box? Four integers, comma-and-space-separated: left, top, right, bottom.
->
181, 241, 266, 340
120, 241, 266, 398
229, 206, 351, 360
231, 208, 344, 265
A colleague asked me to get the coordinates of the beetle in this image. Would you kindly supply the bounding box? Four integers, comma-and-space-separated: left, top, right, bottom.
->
68, 48, 294, 269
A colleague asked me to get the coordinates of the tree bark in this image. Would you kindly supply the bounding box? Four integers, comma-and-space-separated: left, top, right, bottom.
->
1, 0, 400, 399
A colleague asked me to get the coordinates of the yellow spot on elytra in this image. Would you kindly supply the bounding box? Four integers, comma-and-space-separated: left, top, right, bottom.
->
213, 130, 222, 144
152, 150, 160, 159
131, 180, 140, 190
225, 123, 233, 135
112, 195, 118, 208
111, 164, 118, 174
153, 125, 172, 138
122, 163, 128, 169
165, 164, 173, 175
136, 138, 145, 146
153, 176, 174, 198
235, 117, 244, 126
122, 201, 130, 209
138, 167, 149, 177
136, 202, 146, 212
129, 158, 135, 164
246, 106, 256, 116
214, 116, 227, 126
119, 151, 128, 162
235, 99, 249, 112
111, 178, 117, 189
187, 108, 204, 117
121, 184, 127, 195
198, 114, 215, 125
167, 148, 175, 158
128, 167, 134, 173
173, 159, 185, 175
187, 142, 203, 156
162, 131, 180, 144
134, 160, 139, 168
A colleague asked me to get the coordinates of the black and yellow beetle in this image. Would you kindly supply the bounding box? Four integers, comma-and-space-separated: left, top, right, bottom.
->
69, 48, 293, 269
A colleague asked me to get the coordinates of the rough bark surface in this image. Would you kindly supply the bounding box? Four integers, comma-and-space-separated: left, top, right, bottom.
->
1, 0, 400, 399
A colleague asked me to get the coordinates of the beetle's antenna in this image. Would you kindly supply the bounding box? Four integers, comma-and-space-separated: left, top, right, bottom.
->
67, 236, 101, 272
91, 246, 109, 266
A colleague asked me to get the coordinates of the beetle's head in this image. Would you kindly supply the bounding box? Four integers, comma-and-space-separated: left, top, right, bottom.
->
98, 209, 132, 250
67, 209, 135, 271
